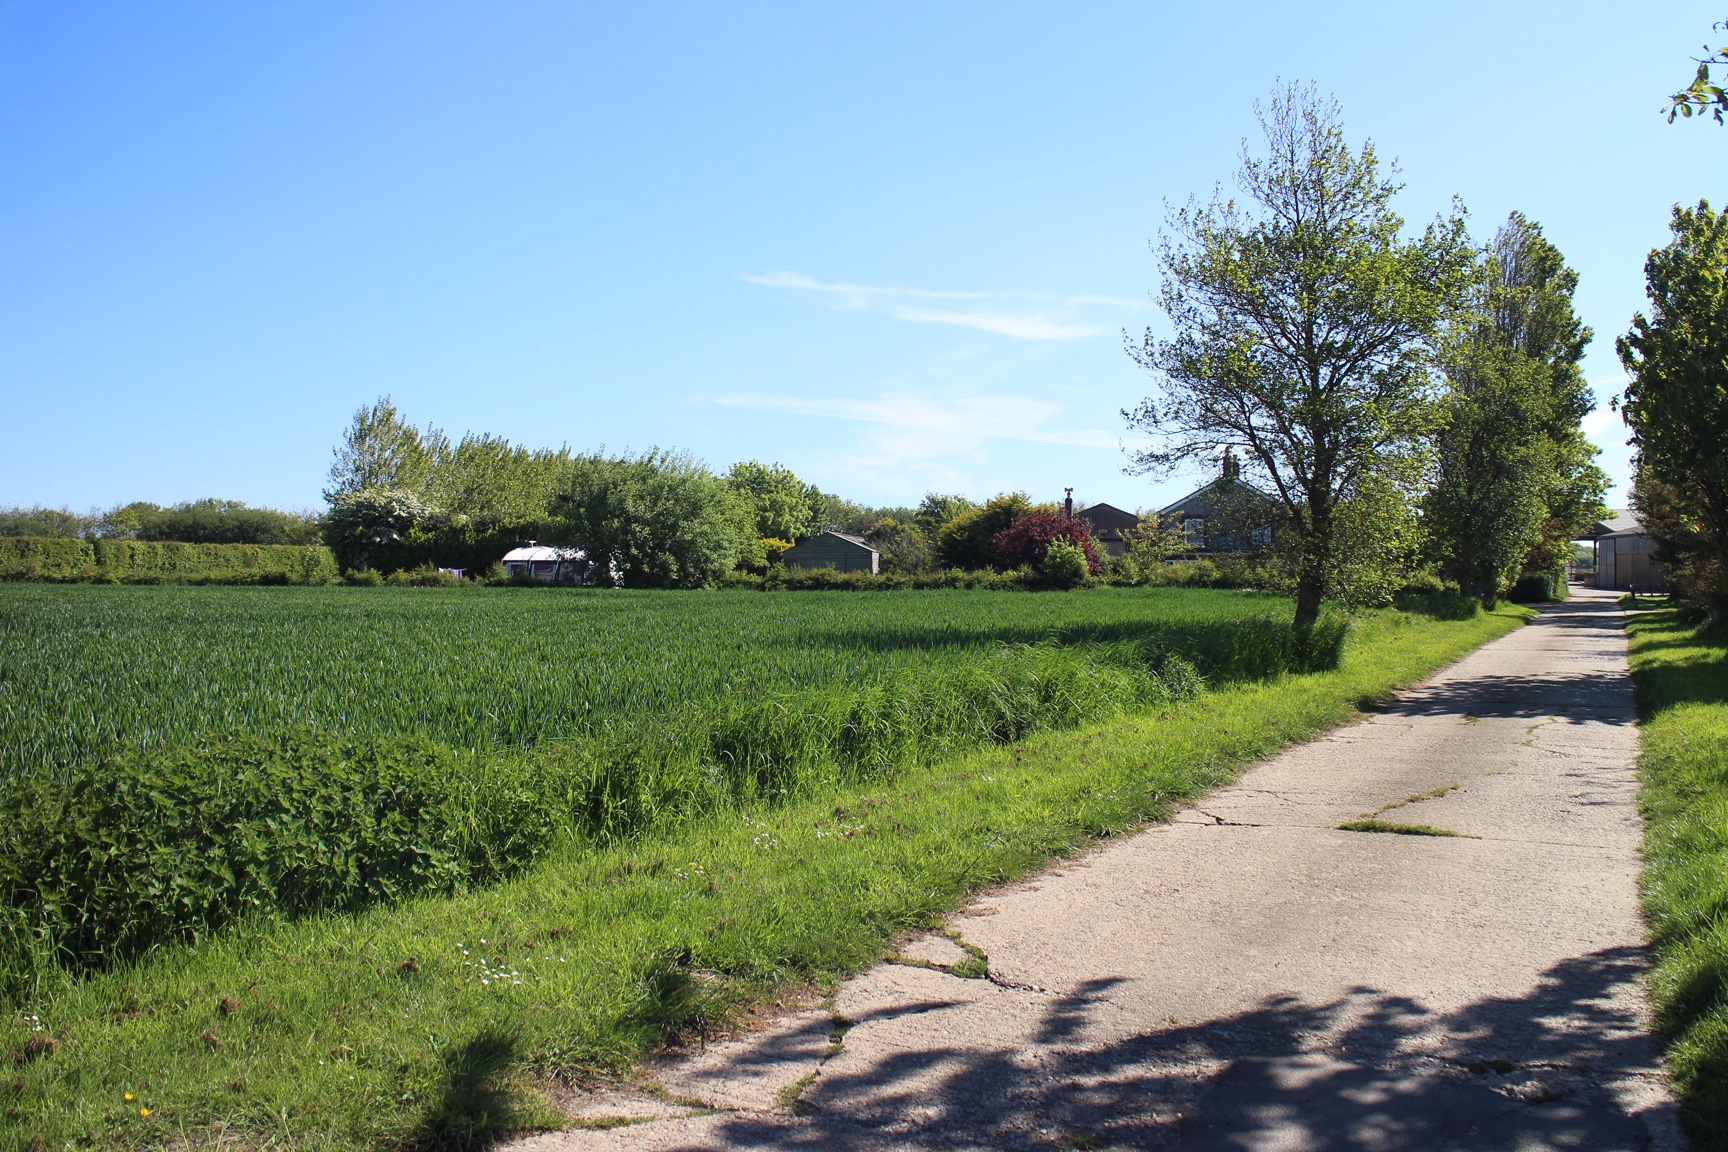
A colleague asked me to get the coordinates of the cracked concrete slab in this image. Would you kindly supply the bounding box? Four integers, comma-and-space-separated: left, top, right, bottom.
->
507, 590, 1682, 1151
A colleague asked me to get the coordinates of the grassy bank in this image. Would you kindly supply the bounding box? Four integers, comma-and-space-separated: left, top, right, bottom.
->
0, 602, 1523, 1152
1625, 609, 1728, 1149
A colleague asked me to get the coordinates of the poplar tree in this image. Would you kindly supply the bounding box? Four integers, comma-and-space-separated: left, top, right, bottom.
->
1426, 214, 1606, 601
1619, 201, 1728, 620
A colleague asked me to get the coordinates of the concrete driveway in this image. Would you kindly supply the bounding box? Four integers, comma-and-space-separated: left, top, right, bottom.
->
511, 588, 1682, 1151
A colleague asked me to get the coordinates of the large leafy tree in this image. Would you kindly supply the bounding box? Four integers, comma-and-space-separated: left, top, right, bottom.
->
726, 461, 826, 542
321, 487, 439, 571
1426, 214, 1607, 601
421, 432, 571, 525
1124, 85, 1473, 630
553, 450, 755, 588
1618, 201, 1728, 620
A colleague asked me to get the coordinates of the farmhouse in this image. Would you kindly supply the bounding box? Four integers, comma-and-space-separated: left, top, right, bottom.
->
1587, 513, 1668, 592
783, 529, 879, 574
1157, 454, 1278, 554
501, 542, 589, 583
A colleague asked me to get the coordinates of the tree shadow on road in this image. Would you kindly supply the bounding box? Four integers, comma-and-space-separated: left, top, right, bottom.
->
682, 946, 1670, 1151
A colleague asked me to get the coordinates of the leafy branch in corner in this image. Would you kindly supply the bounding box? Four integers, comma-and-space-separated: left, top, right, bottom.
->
1669, 18, 1728, 123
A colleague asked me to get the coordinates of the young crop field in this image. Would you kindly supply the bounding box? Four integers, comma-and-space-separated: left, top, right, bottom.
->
0, 582, 1310, 781
2, 583, 1344, 989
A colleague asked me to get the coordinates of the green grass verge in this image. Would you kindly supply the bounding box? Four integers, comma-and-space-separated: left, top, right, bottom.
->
0, 603, 1524, 1151
1626, 608, 1728, 1149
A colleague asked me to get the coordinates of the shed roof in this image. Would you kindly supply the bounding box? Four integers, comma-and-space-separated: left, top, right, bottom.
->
792, 529, 877, 554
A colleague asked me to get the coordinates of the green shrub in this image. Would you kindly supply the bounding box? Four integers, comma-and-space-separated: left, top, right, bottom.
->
1395, 588, 1482, 620
1039, 538, 1091, 589
1509, 568, 1566, 603
383, 563, 466, 587
0, 732, 558, 981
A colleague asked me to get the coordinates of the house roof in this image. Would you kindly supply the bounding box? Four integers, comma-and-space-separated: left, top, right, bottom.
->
1600, 525, 1652, 540
1157, 477, 1277, 519
502, 545, 584, 562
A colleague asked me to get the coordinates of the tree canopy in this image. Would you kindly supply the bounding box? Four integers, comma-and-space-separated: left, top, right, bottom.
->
726, 461, 826, 542
552, 450, 756, 589
1669, 18, 1728, 124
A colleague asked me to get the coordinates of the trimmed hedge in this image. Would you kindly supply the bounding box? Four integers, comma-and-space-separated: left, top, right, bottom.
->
0, 537, 339, 585
1509, 567, 1569, 604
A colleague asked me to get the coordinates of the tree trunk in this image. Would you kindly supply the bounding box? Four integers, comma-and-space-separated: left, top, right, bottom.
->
1293, 571, 1325, 635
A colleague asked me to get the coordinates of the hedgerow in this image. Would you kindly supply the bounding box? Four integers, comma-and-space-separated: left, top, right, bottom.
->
0, 537, 338, 585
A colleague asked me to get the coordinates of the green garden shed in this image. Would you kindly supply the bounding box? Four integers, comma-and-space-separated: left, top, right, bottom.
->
783, 529, 879, 574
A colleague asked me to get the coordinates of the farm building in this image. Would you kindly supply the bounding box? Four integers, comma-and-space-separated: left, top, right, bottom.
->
1588, 515, 1668, 592
1073, 500, 1141, 558
783, 530, 879, 574
501, 543, 590, 583
1156, 454, 1278, 554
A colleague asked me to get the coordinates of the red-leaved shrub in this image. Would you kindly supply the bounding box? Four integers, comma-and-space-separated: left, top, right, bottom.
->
990, 511, 1103, 575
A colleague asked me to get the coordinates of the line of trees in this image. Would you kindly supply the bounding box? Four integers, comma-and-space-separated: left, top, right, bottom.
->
319, 397, 1116, 587
1124, 84, 1609, 629
0, 499, 320, 546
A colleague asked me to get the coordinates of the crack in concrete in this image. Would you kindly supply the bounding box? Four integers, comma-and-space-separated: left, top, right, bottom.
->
1192, 809, 1266, 827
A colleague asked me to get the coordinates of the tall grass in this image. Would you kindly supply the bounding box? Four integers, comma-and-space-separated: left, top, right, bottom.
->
0, 639, 1213, 992
1625, 609, 1728, 1148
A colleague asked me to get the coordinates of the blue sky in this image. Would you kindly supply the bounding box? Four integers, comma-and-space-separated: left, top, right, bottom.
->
1, 3, 1720, 515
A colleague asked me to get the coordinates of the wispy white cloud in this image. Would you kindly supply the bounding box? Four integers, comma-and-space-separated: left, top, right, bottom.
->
712, 390, 1119, 495
892, 308, 1104, 340
1581, 406, 1623, 439
740, 271, 1140, 341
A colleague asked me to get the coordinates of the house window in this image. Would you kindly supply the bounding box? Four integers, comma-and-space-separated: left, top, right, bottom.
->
1183, 517, 1206, 548
1252, 524, 1272, 547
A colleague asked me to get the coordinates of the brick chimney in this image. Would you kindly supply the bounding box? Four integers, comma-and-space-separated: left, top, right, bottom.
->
1064, 487, 1073, 519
